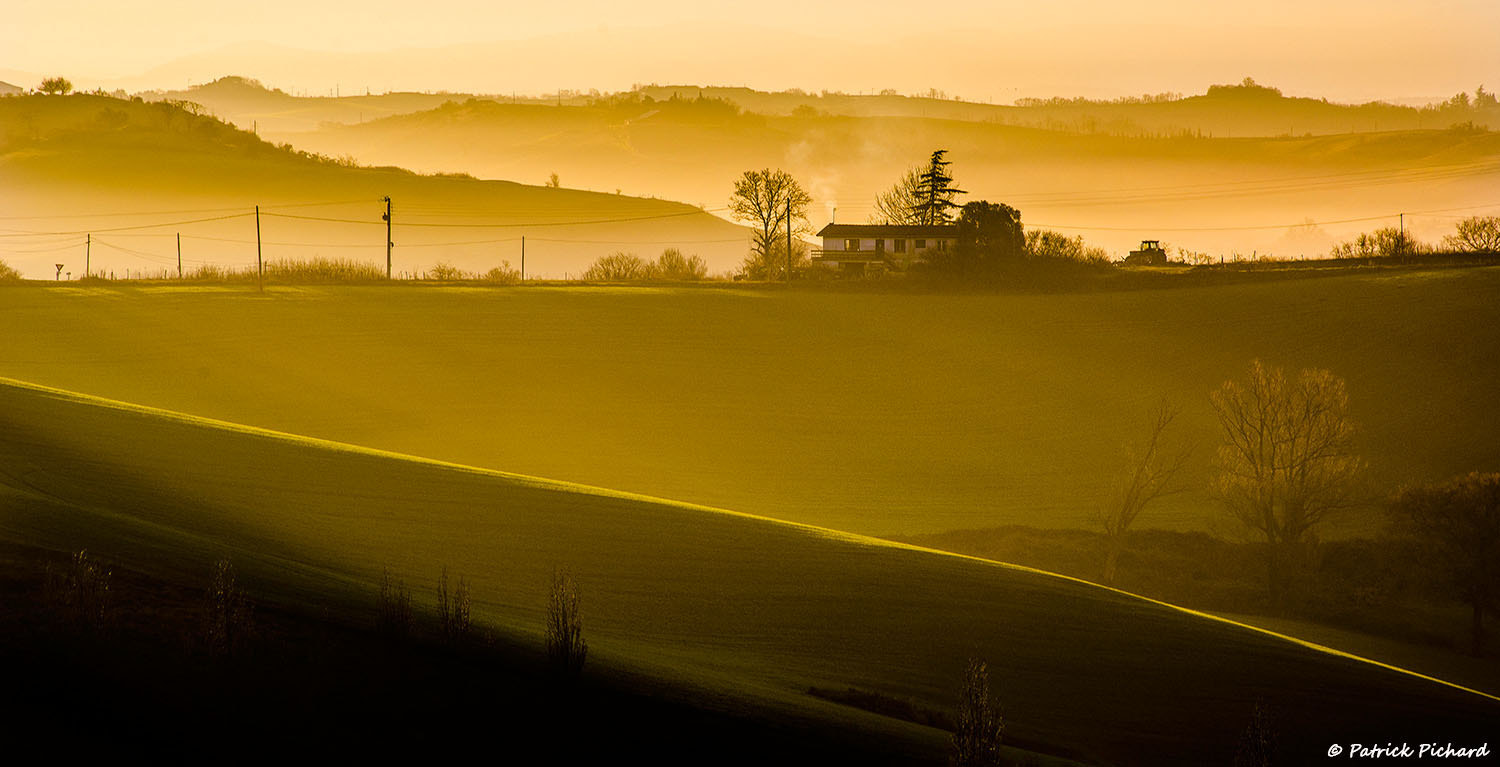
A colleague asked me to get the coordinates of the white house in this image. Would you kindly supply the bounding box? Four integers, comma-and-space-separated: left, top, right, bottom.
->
811, 224, 958, 275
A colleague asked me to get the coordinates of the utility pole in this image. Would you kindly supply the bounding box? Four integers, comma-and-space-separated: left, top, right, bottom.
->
521, 236, 526, 281
785, 198, 793, 282
255, 205, 263, 292
85, 233, 90, 278
382, 196, 393, 279
1399, 212, 1405, 260
176, 233, 182, 279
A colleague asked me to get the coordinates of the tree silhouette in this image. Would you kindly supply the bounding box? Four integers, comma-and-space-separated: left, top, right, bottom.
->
1210, 360, 1363, 609
729, 168, 811, 280
951, 657, 1004, 767
1389, 472, 1500, 655
39, 77, 73, 95
871, 166, 924, 225
547, 569, 588, 679
910, 150, 966, 225
1098, 401, 1190, 585
934, 200, 1023, 277
1443, 216, 1500, 253
1233, 700, 1279, 767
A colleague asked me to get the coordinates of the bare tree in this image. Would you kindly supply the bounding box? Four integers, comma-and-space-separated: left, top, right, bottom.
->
547, 569, 587, 679
1388, 472, 1500, 655
1233, 700, 1279, 767
654, 248, 708, 280
204, 559, 253, 657
1210, 360, 1364, 608
437, 566, 472, 642
1097, 401, 1190, 585
582, 252, 651, 281
1442, 215, 1500, 253
378, 568, 412, 637
729, 168, 811, 281
951, 657, 1004, 767
870, 167, 924, 225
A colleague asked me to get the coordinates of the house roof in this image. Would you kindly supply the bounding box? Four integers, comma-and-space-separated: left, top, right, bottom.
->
816, 224, 958, 238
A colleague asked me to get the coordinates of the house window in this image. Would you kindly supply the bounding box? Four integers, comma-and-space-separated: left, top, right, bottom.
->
844, 238, 860, 251
894, 239, 906, 253
914, 239, 927, 249
936, 240, 948, 251
875, 239, 886, 253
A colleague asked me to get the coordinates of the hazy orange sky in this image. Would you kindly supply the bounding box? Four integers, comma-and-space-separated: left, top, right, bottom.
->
4, 0, 1498, 101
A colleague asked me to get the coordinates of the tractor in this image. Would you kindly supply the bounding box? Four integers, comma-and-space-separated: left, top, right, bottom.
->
1124, 240, 1168, 266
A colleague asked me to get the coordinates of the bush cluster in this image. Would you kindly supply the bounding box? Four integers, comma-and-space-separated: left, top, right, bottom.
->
583, 248, 708, 281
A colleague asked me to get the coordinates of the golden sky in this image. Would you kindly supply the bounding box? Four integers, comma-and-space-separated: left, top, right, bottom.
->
4, 0, 1498, 101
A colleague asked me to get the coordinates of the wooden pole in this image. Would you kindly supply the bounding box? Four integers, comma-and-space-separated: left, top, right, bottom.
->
85, 233, 90, 278
383, 196, 393, 279
786, 198, 793, 282
176, 232, 182, 279
521, 236, 525, 281
255, 205, 263, 292
1399, 212, 1405, 260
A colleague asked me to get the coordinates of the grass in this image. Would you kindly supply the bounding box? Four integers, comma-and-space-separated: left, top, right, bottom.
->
0, 540, 935, 766
0, 267, 1497, 538
898, 525, 1500, 695
0, 377, 1494, 765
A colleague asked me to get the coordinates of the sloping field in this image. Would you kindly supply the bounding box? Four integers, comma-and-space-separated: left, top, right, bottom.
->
0, 378, 1493, 765
1, 269, 1498, 537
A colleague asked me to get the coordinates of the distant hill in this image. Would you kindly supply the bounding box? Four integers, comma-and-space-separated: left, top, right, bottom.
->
636, 80, 1500, 136
0, 94, 749, 279
0, 81, 22, 96
142, 75, 488, 134
155, 76, 1500, 140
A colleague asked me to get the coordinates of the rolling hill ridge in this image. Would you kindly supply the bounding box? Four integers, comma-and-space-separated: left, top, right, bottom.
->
0, 376, 1495, 765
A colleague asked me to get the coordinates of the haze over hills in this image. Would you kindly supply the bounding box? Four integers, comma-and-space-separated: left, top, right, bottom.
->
274, 84, 1500, 257
13, 77, 1498, 259
152, 76, 1500, 137
0, 94, 748, 279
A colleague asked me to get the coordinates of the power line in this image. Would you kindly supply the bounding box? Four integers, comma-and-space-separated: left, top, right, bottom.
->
178, 234, 377, 248
0, 239, 87, 254
1004, 160, 1500, 204
527, 236, 748, 244
0, 212, 253, 238
815, 162, 1500, 212
261, 207, 727, 228
0, 198, 378, 221
1029, 202, 1500, 233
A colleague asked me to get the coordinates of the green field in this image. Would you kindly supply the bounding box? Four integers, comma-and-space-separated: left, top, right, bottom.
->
0, 377, 1494, 765
2, 268, 1498, 538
